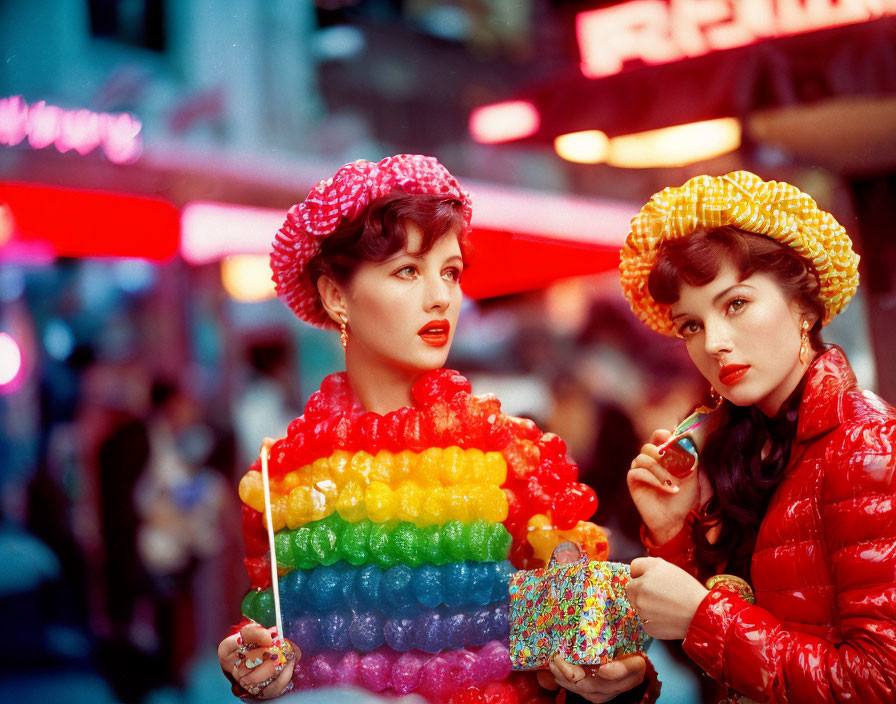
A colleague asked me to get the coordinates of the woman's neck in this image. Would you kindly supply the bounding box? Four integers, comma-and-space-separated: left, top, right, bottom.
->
756, 355, 813, 417
344, 350, 418, 415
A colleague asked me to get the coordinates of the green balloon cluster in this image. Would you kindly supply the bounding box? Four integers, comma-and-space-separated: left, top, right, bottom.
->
273, 513, 512, 570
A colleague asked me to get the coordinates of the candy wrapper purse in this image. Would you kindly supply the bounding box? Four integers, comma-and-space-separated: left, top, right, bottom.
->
509, 543, 650, 669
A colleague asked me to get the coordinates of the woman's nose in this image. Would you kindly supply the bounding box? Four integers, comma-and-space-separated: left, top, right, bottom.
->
424, 273, 451, 311
703, 319, 732, 357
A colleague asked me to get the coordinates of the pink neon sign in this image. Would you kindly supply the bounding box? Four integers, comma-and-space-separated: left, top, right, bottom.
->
0, 95, 143, 164
576, 0, 896, 78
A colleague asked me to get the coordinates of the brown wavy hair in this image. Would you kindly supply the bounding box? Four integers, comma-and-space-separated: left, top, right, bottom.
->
307, 190, 468, 291
648, 226, 825, 577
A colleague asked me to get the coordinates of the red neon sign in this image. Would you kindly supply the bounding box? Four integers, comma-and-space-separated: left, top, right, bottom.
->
0, 95, 143, 163
576, 0, 896, 78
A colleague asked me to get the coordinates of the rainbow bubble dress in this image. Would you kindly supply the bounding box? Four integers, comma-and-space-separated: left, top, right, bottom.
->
238, 369, 607, 703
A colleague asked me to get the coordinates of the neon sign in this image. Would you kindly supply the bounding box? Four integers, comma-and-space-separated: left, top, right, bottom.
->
0, 95, 142, 164
576, 0, 896, 78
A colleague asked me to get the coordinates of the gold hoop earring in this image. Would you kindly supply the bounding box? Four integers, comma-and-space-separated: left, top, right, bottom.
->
798, 319, 810, 364
339, 313, 348, 350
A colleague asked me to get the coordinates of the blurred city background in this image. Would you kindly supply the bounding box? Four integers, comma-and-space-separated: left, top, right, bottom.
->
1, 1, 894, 703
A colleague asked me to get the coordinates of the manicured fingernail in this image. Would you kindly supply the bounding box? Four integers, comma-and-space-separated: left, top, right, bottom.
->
273, 638, 282, 647
236, 635, 243, 645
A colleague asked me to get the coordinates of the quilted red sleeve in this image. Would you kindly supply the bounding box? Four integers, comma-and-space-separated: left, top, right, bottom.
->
640, 509, 702, 580
682, 418, 896, 702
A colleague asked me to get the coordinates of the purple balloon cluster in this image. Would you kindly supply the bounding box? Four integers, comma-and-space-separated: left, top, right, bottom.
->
292, 640, 511, 699
287, 602, 508, 655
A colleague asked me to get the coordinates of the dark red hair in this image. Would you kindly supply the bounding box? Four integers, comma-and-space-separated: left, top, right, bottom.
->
307, 191, 468, 290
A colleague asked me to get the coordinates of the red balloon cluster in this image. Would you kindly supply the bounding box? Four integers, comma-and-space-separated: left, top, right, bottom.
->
448, 671, 557, 704
241, 369, 598, 571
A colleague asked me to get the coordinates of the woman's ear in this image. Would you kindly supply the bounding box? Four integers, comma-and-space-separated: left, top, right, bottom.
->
316, 275, 347, 326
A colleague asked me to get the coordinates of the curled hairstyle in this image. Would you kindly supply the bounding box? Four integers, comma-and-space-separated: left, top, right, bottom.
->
648, 226, 825, 576
307, 191, 468, 294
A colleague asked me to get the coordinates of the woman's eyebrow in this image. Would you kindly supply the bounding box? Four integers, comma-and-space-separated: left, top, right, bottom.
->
671, 283, 754, 320
712, 282, 752, 305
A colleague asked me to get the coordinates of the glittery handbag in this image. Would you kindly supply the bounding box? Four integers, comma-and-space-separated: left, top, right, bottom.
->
508, 543, 650, 669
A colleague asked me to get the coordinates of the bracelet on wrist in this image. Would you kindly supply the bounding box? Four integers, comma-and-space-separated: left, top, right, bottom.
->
705, 574, 754, 604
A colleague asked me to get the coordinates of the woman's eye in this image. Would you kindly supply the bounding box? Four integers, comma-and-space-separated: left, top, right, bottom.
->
443, 267, 461, 282
395, 265, 418, 278
727, 298, 747, 314
678, 321, 701, 338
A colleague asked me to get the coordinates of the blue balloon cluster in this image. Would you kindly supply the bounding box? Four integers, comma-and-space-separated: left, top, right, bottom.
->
247, 560, 513, 619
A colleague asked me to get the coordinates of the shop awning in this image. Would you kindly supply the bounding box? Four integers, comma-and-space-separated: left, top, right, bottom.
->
0, 182, 179, 261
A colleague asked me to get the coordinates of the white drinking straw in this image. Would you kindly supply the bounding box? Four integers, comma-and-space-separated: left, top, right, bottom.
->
260, 444, 284, 637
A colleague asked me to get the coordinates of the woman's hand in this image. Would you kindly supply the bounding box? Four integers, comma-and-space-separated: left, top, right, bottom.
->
626, 557, 708, 640
627, 429, 710, 544
536, 654, 647, 702
218, 622, 296, 699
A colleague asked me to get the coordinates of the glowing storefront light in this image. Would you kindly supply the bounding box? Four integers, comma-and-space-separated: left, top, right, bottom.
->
607, 118, 741, 168
221, 255, 277, 303
577, 0, 896, 78
469, 101, 540, 144
0, 332, 22, 387
0, 95, 143, 164
554, 130, 610, 164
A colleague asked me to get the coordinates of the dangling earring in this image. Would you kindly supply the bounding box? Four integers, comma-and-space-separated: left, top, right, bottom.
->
798, 319, 810, 364
339, 313, 348, 350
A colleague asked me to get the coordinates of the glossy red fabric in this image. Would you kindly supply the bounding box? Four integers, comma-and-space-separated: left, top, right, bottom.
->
649, 346, 896, 702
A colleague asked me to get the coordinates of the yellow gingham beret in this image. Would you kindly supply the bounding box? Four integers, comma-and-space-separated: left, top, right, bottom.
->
619, 171, 860, 337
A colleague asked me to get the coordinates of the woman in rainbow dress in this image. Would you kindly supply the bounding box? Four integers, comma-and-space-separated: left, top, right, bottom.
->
216, 155, 653, 703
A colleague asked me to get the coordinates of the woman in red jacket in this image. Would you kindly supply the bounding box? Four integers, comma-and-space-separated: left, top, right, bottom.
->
617, 171, 896, 703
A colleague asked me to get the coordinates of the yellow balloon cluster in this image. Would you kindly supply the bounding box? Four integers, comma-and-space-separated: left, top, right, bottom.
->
239, 451, 509, 531
271, 447, 506, 495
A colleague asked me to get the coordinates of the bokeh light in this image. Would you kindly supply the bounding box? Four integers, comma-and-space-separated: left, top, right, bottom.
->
607, 118, 741, 168
0, 331, 23, 386
221, 255, 277, 302
469, 101, 540, 144
554, 130, 609, 164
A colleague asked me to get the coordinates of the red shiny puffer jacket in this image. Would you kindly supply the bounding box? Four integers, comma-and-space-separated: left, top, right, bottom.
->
648, 346, 896, 703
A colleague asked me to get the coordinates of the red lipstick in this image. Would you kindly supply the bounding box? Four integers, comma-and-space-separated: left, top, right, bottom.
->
719, 364, 749, 386
418, 319, 450, 347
